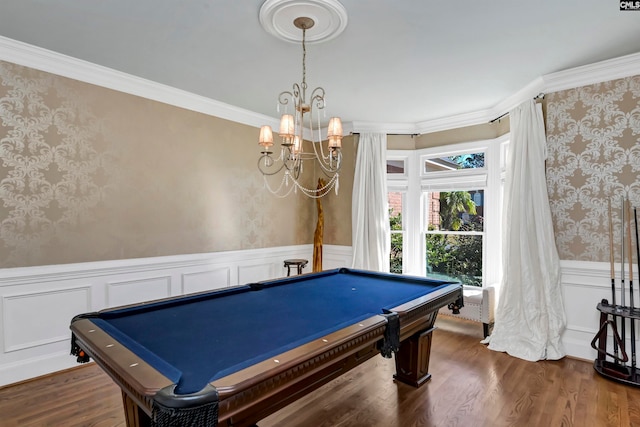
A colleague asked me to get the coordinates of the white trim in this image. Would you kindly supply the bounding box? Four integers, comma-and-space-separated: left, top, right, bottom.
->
1, 36, 638, 136
543, 52, 640, 94
350, 121, 419, 135
416, 109, 494, 135
0, 36, 278, 130
0, 245, 311, 286
489, 77, 546, 122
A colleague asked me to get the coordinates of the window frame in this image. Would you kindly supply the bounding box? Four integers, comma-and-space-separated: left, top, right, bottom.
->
387, 135, 508, 287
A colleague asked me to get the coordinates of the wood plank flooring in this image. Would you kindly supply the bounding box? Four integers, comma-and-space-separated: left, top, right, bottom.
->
2, 317, 640, 427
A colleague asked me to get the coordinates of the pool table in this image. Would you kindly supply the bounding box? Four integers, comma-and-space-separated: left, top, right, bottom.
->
70, 268, 461, 426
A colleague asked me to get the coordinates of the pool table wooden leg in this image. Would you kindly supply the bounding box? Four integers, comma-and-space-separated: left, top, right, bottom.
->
122, 391, 151, 427
393, 327, 435, 387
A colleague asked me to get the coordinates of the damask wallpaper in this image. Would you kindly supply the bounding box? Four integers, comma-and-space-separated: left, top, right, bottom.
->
546, 75, 640, 262
0, 61, 353, 268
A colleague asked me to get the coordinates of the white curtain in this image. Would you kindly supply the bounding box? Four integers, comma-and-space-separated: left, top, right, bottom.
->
483, 100, 566, 361
351, 133, 390, 272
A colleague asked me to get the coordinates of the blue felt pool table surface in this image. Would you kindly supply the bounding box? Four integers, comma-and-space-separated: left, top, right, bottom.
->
82, 268, 456, 395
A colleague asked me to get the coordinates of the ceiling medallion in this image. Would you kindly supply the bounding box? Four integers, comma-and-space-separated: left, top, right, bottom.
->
259, 0, 348, 44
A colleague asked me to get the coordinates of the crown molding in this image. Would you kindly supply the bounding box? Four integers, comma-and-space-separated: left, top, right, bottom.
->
0, 36, 276, 130
490, 76, 545, 119
543, 51, 640, 93
415, 109, 493, 135
415, 53, 640, 134
1, 36, 638, 136
349, 121, 418, 135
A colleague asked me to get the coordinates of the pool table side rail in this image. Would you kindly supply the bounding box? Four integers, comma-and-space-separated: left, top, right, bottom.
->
70, 318, 175, 416
213, 316, 390, 423
392, 283, 463, 337
212, 315, 388, 395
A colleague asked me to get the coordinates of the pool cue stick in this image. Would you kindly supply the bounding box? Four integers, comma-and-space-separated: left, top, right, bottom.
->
609, 199, 619, 361
633, 207, 640, 370
626, 200, 636, 369
621, 198, 626, 359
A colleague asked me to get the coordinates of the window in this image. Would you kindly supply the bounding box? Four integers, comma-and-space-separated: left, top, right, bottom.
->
387, 159, 406, 175
387, 136, 506, 287
424, 152, 485, 172
387, 156, 409, 274
424, 189, 484, 286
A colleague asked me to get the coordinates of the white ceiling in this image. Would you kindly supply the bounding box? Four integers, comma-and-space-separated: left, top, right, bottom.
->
1, 0, 639, 132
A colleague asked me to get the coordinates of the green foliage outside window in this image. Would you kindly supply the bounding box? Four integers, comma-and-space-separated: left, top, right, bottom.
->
390, 210, 403, 274
426, 191, 483, 286
389, 209, 402, 274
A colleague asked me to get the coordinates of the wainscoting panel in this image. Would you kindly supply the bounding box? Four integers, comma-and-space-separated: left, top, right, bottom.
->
106, 276, 172, 308
0, 244, 358, 387
560, 260, 638, 361
181, 267, 231, 294
322, 247, 353, 271
2, 285, 91, 352
238, 263, 274, 285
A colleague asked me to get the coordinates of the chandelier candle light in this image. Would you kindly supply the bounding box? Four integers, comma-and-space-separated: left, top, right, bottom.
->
258, 16, 343, 198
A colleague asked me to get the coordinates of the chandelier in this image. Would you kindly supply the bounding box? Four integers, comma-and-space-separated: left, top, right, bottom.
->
257, 16, 343, 198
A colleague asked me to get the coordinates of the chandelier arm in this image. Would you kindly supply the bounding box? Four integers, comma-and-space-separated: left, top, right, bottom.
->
307, 137, 341, 173
257, 156, 286, 176
309, 87, 326, 110
258, 151, 301, 176
278, 90, 294, 108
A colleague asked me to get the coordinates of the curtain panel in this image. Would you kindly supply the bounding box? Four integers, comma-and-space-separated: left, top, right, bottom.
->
351, 133, 390, 272
484, 100, 566, 361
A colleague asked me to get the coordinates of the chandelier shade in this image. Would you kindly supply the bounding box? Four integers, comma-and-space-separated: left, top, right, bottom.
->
257, 14, 343, 199
327, 117, 343, 149
279, 114, 295, 141
258, 125, 274, 151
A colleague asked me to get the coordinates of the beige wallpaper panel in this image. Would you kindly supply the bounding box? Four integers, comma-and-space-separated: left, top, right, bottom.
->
415, 120, 509, 149
0, 60, 352, 268
546, 75, 640, 262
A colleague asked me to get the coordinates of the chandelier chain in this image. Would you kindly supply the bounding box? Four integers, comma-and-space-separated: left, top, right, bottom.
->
302, 27, 306, 89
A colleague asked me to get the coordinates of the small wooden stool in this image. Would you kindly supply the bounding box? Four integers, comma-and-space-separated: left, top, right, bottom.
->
284, 259, 308, 276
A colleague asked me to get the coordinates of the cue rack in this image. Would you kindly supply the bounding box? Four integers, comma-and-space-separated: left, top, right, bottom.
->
591, 197, 640, 386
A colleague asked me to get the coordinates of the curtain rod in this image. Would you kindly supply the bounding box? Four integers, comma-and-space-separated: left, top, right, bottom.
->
489, 93, 546, 124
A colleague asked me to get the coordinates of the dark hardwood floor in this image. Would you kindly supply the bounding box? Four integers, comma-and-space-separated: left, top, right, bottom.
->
2, 317, 639, 427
